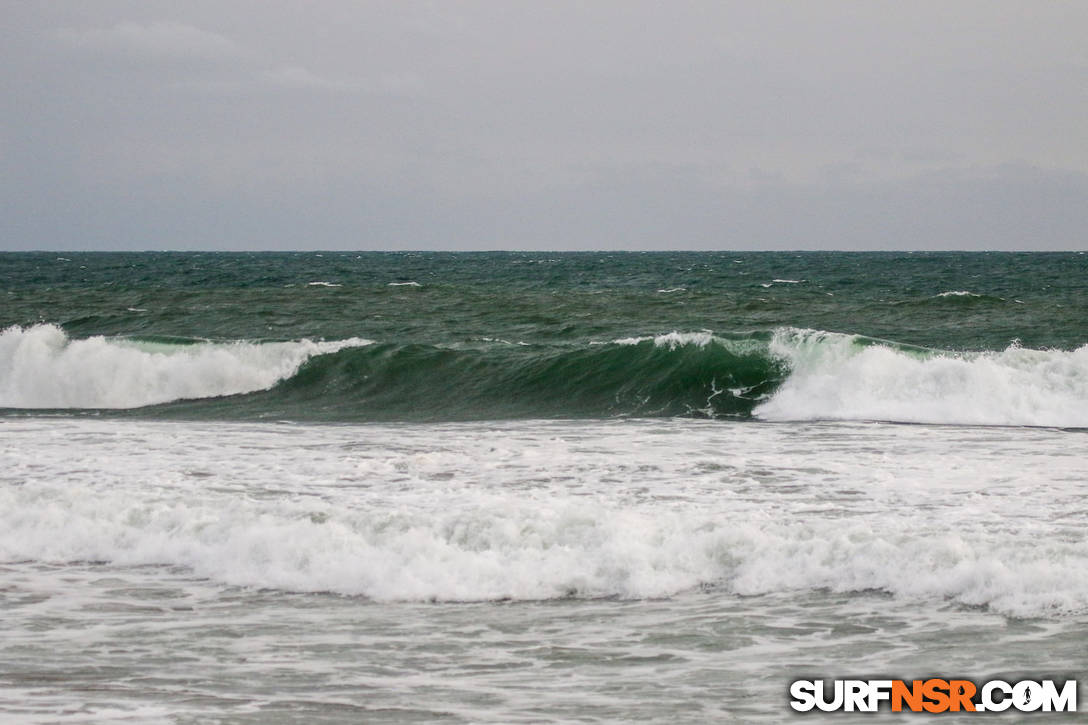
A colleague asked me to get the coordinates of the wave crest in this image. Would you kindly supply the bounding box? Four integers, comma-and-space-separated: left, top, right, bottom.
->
756, 328, 1088, 427
0, 324, 371, 409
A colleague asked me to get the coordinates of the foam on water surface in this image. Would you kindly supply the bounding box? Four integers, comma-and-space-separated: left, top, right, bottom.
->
2, 417, 1085, 618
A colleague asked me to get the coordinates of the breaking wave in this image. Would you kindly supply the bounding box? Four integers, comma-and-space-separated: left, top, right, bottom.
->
2, 324, 1087, 427
0, 324, 371, 409
756, 328, 1088, 427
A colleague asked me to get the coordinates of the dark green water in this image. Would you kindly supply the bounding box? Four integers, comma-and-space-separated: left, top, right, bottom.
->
2, 251, 1086, 421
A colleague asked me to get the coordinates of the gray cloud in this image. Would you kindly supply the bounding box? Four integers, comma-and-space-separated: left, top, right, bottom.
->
55, 21, 245, 64
2, 1, 1086, 250
262, 66, 359, 92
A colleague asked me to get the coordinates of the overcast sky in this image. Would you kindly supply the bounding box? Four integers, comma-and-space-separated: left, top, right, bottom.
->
2, 1, 1086, 251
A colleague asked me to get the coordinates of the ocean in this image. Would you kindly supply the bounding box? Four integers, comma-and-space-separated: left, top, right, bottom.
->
1, 251, 1086, 722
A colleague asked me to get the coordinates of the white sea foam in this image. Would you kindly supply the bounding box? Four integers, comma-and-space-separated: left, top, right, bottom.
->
757, 328, 1088, 427
936, 290, 979, 297
388, 281, 421, 287
306, 281, 342, 287
1, 417, 1085, 618
0, 324, 371, 409
612, 331, 715, 349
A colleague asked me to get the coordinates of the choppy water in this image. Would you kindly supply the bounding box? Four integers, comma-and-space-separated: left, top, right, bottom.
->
1, 252, 1087, 722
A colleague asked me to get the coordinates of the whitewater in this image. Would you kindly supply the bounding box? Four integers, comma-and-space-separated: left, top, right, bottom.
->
3, 416, 1086, 723
0, 323, 372, 409
3, 417, 1087, 613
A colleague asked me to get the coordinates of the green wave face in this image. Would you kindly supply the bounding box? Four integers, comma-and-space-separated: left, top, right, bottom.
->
0, 323, 789, 421
158, 333, 788, 421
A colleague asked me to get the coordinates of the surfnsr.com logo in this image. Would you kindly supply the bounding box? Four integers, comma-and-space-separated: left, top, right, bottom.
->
789, 679, 1077, 713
